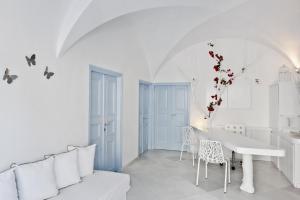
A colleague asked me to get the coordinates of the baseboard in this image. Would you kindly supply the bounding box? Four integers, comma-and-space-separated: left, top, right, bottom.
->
293, 182, 300, 188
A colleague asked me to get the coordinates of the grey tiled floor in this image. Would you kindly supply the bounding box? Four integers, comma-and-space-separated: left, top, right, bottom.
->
124, 150, 300, 200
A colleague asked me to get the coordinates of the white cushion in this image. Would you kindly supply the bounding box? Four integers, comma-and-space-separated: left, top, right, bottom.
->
67, 144, 96, 177
53, 150, 81, 189
15, 157, 58, 200
48, 170, 130, 200
0, 169, 18, 200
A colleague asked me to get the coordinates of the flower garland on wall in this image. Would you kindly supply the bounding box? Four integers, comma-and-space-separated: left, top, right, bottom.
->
205, 43, 246, 119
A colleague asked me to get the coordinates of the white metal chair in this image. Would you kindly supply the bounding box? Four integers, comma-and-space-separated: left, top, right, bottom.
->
196, 140, 231, 193
179, 126, 199, 166
225, 124, 245, 170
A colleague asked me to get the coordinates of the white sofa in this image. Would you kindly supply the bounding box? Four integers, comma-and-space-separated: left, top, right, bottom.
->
49, 170, 130, 200
0, 144, 131, 200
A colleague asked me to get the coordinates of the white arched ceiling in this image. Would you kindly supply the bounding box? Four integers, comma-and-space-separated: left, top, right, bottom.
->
56, 0, 300, 80
124, 6, 248, 78
56, 0, 249, 57
155, 0, 300, 77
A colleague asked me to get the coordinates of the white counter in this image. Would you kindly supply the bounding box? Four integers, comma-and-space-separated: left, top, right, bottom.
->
271, 130, 300, 144
270, 130, 300, 188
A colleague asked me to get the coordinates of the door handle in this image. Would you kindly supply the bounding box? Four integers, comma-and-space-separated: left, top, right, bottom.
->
104, 119, 113, 126
104, 122, 107, 132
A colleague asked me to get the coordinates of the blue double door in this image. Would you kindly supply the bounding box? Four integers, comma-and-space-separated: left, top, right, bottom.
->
154, 85, 189, 150
90, 70, 120, 171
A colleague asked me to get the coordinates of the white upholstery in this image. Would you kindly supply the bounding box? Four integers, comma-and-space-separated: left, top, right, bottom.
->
0, 169, 18, 200
49, 170, 130, 200
15, 157, 58, 200
67, 144, 96, 178
53, 150, 81, 189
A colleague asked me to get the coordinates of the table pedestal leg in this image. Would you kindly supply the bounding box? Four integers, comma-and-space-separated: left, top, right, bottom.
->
240, 154, 255, 193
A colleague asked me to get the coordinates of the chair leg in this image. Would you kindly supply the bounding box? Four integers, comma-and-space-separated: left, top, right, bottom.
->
196, 157, 201, 186
224, 161, 228, 193
228, 159, 231, 184
192, 152, 195, 166
180, 144, 185, 161
205, 161, 208, 179
231, 151, 236, 170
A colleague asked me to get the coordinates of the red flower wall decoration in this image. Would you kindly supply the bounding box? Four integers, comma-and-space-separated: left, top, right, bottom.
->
205, 43, 245, 118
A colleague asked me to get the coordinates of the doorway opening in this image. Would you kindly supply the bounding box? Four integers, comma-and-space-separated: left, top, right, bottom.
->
139, 82, 190, 153
153, 83, 190, 150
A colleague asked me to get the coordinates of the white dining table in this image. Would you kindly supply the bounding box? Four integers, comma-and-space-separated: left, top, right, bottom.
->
194, 128, 285, 193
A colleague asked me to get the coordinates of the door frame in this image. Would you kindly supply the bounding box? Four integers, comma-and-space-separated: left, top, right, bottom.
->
138, 80, 153, 155
89, 65, 123, 171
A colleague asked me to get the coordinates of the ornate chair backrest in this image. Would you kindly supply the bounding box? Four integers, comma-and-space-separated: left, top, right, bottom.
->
225, 124, 246, 136
182, 126, 198, 145
198, 140, 225, 164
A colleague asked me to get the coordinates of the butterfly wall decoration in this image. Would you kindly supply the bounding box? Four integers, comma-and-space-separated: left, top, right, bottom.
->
44, 66, 54, 79
1, 53, 56, 85
25, 54, 36, 67
3, 68, 18, 84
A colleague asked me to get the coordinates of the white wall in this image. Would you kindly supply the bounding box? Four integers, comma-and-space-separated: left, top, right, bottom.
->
155, 39, 291, 128
0, 3, 150, 171
1, 1, 298, 171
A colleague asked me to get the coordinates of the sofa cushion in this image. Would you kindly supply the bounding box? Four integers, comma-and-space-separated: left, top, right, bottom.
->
15, 157, 58, 200
53, 150, 81, 189
67, 144, 96, 177
0, 169, 18, 200
49, 170, 130, 200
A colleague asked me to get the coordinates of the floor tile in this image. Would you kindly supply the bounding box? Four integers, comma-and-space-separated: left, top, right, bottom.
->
124, 150, 300, 200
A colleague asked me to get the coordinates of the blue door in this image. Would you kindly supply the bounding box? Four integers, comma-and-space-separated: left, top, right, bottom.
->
90, 69, 119, 171
139, 83, 151, 154
154, 84, 189, 150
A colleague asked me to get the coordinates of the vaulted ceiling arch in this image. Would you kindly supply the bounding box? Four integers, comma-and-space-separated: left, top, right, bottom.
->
153, 0, 300, 77
154, 29, 296, 79
56, 0, 300, 79
56, 0, 249, 57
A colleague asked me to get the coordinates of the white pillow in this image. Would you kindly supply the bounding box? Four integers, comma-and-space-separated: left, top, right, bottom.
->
53, 150, 81, 189
0, 169, 18, 200
68, 144, 96, 177
15, 157, 58, 200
